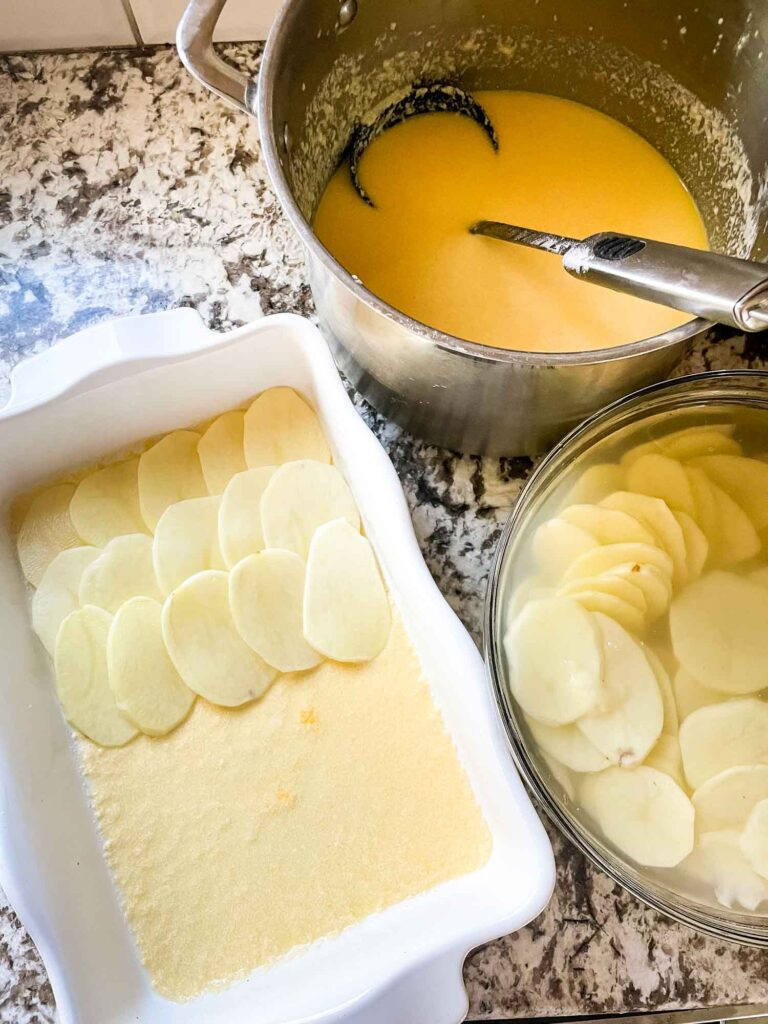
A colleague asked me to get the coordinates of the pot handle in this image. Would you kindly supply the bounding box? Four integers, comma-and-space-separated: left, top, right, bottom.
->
176, 0, 253, 114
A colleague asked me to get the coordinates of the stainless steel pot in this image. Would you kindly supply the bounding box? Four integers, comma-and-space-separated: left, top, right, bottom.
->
178, 0, 768, 456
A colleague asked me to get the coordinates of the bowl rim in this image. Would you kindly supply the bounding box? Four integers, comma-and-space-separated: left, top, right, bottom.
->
484, 367, 768, 946
256, 6, 710, 368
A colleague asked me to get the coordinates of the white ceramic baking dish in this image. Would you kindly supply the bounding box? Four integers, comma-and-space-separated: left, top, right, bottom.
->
0, 308, 554, 1024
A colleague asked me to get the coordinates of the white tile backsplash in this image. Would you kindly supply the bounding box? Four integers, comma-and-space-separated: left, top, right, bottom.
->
129, 0, 281, 43
0, 0, 281, 52
1, 0, 136, 51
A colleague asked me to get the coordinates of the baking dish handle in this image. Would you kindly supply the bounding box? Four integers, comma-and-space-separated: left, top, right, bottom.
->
3, 307, 217, 417
176, 0, 255, 114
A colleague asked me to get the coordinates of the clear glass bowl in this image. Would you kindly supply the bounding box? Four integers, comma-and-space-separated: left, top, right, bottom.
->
485, 370, 768, 945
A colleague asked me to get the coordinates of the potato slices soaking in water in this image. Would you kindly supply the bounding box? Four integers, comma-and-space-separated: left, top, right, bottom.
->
503, 414, 768, 901
15, 386, 392, 749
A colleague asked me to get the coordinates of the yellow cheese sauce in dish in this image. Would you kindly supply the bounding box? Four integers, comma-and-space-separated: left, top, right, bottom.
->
314, 91, 709, 353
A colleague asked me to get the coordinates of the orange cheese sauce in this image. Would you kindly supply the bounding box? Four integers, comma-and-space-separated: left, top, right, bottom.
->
314, 91, 709, 353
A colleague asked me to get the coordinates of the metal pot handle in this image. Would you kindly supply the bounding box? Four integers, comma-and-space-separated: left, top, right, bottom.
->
176, 0, 253, 114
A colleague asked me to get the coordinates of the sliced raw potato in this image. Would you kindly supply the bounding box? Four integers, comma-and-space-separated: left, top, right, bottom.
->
219, 467, 276, 568
692, 765, 768, 831
563, 542, 673, 584
562, 463, 624, 506
672, 510, 708, 580
197, 410, 247, 495
303, 518, 390, 662
670, 571, 768, 694
230, 550, 322, 672
621, 426, 739, 468
108, 597, 195, 736
153, 496, 225, 595
645, 733, 686, 790
673, 667, 729, 721
563, 589, 645, 636
54, 606, 137, 747
577, 613, 663, 766
244, 387, 330, 468
741, 799, 768, 880
690, 454, 768, 532
162, 570, 277, 706
17, 484, 82, 586
504, 596, 604, 725
625, 453, 696, 516
679, 698, 768, 788
683, 830, 768, 911
560, 504, 656, 547
606, 563, 671, 622
646, 648, 678, 736
541, 752, 577, 801
526, 715, 610, 773
506, 576, 553, 623
531, 517, 597, 580
600, 491, 687, 586
31, 546, 101, 656
79, 534, 162, 613
580, 765, 694, 867
70, 458, 145, 546
138, 430, 208, 531
261, 460, 360, 559
685, 466, 720, 550
709, 480, 761, 565
560, 573, 646, 613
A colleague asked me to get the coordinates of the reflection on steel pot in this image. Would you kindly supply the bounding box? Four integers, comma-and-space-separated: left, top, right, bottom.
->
178, 0, 768, 456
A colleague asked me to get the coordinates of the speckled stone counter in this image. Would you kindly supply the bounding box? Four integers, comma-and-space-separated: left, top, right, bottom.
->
2, 44, 768, 1023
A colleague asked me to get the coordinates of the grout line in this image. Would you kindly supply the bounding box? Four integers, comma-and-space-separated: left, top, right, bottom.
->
118, 0, 144, 47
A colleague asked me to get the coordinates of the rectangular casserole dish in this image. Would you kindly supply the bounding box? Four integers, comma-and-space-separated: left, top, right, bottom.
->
0, 308, 554, 1024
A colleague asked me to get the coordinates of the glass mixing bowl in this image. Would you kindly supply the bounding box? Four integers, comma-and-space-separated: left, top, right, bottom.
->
486, 370, 768, 945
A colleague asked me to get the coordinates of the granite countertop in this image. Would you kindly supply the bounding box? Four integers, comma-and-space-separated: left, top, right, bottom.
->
2, 43, 768, 1024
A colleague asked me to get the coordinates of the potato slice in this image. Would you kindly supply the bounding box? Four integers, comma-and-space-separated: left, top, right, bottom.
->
541, 752, 577, 801
230, 550, 322, 672
564, 589, 645, 636
740, 799, 768, 881
685, 466, 720, 549
600, 492, 687, 587
261, 460, 360, 559
679, 698, 768, 788
670, 571, 768, 694
672, 510, 708, 580
645, 733, 686, 790
197, 410, 247, 495
683, 830, 768, 911
32, 546, 101, 655
563, 542, 673, 584
504, 596, 604, 726
577, 613, 663, 766
692, 766, 768, 831
79, 533, 162, 612
244, 387, 330, 468
621, 426, 739, 468
560, 573, 646, 612
709, 481, 761, 565
303, 518, 390, 663
690, 455, 768, 531
646, 648, 678, 736
69, 458, 146, 546
526, 715, 610, 773
153, 496, 225, 595
562, 463, 624, 506
506, 576, 554, 622
162, 570, 277, 706
580, 765, 694, 867
17, 484, 82, 587
219, 467, 276, 568
138, 430, 208, 531
54, 606, 137, 747
625, 453, 696, 517
605, 563, 672, 622
108, 597, 195, 736
559, 504, 656, 547
532, 518, 598, 580
673, 667, 729, 721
